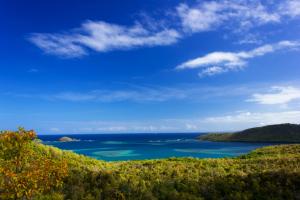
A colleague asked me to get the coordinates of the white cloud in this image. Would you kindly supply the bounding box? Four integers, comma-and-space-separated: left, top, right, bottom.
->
10, 83, 300, 104
279, 0, 300, 17
53, 92, 96, 101
8, 83, 265, 103
29, 21, 180, 57
51, 86, 188, 102
176, 40, 300, 76
44, 110, 300, 133
248, 86, 300, 105
176, 0, 300, 34
201, 110, 300, 131
28, 1, 300, 58
29, 33, 87, 58
176, 1, 281, 33
46, 120, 184, 133
198, 66, 227, 77
176, 2, 225, 33
43, 83, 270, 103
177, 52, 246, 70
236, 33, 262, 45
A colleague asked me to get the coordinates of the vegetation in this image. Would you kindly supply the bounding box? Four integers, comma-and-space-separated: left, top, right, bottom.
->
199, 123, 300, 142
0, 128, 68, 200
1, 128, 300, 199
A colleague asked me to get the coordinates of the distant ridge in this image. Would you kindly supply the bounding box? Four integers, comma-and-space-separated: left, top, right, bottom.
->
199, 123, 300, 142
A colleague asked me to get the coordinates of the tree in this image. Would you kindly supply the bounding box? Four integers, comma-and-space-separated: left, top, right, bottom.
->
0, 128, 68, 199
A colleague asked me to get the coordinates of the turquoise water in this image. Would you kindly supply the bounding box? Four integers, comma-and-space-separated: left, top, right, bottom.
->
39, 133, 274, 161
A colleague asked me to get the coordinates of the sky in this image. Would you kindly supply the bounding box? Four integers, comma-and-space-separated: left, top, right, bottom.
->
1, 0, 300, 134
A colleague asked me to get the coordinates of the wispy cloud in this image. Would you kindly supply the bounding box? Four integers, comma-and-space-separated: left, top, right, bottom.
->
176, 0, 300, 33
176, 2, 225, 33
235, 33, 263, 45
201, 110, 300, 131
45, 119, 186, 133
51, 87, 187, 102
6, 82, 300, 106
5, 83, 264, 103
28, 68, 39, 73
48, 85, 250, 103
6, 85, 188, 103
29, 33, 87, 58
43, 110, 300, 133
28, 1, 300, 58
248, 86, 300, 105
279, 0, 300, 18
176, 40, 300, 76
198, 66, 227, 77
29, 21, 180, 57
177, 1, 279, 33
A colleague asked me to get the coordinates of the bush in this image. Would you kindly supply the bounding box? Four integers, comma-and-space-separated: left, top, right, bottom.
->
0, 128, 68, 200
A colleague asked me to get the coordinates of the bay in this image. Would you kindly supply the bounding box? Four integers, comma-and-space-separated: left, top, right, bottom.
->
39, 133, 274, 161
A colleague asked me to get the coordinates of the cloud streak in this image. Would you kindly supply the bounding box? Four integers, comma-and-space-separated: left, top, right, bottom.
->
279, 0, 300, 18
248, 86, 300, 105
5, 83, 266, 103
43, 110, 300, 133
51, 87, 187, 102
176, 40, 300, 76
176, 1, 279, 33
176, 0, 300, 33
28, 1, 300, 57
201, 110, 300, 131
29, 21, 180, 57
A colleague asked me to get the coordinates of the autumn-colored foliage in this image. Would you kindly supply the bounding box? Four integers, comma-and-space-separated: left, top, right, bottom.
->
1, 128, 300, 199
0, 128, 68, 200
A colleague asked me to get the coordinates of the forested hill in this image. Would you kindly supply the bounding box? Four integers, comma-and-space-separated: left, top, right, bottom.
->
1, 129, 300, 199
199, 123, 300, 142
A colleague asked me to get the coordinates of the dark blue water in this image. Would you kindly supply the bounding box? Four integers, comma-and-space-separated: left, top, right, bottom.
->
38, 133, 273, 161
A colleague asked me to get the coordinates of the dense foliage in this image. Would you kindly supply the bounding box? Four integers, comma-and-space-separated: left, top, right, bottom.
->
0, 128, 68, 199
199, 123, 300, 142
1, 129, 300, 199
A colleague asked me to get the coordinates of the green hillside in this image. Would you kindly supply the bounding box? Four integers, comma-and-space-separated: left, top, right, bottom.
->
1, 129, 300, 199
199, 123, 300, 142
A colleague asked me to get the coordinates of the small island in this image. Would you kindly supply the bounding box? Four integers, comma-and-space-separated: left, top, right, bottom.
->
199, 123, 300, 143
58, 136, 79, 142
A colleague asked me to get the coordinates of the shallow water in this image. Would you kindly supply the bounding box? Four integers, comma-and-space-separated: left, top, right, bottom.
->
39, 133, 274, 161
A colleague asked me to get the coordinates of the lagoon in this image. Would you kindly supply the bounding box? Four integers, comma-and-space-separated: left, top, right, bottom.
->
39, 133, 274, 161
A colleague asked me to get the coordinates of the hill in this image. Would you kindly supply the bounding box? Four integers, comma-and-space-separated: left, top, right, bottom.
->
199, 123, 300, 142
1, 128, 300, 199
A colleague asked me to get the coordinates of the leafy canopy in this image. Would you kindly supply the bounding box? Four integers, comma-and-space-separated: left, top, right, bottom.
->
0, 128, 68, 200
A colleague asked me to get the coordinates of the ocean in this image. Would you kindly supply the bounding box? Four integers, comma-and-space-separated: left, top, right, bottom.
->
38, 133, 273, 161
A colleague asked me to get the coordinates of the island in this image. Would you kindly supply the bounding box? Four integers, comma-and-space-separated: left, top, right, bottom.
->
58, 136, 79, 142
199, 123, 300, 142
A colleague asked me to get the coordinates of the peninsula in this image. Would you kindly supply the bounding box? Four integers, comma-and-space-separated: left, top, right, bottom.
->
199, 123, 300, 143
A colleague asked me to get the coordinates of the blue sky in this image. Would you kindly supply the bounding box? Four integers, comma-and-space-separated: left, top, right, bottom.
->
1, 0, 300, 134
